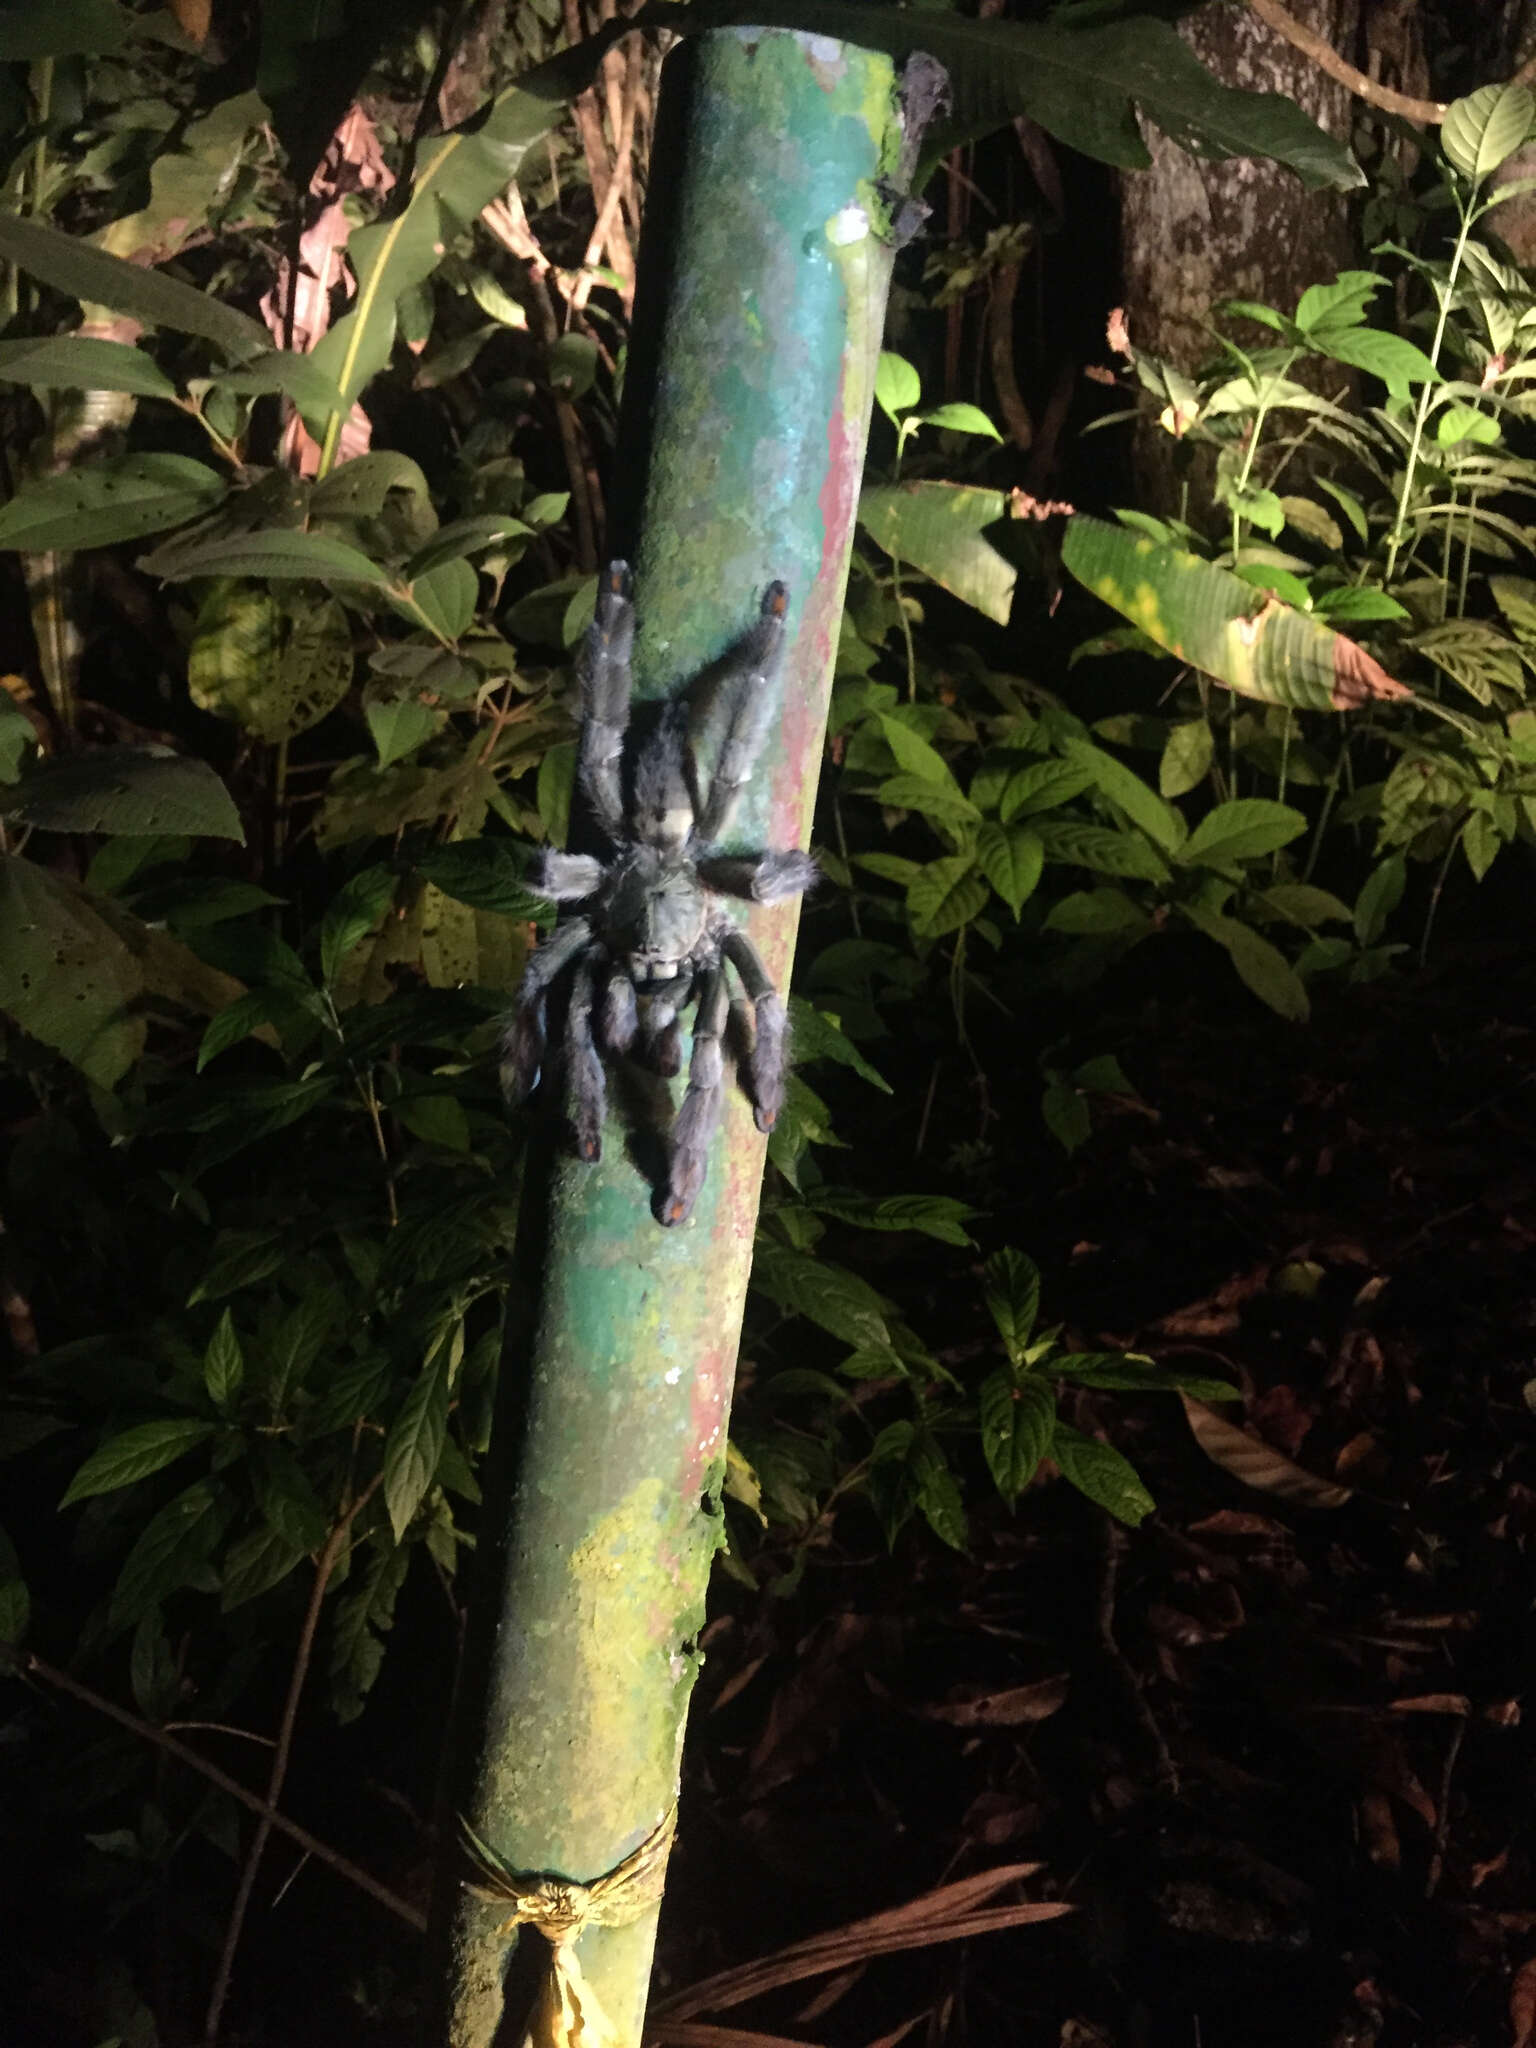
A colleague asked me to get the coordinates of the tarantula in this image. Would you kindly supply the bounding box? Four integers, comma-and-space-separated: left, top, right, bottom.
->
500, 562, 817, 1226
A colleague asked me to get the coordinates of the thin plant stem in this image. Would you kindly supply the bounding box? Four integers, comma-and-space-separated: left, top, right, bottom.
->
202, 1468, 385, 2044
30, 59, 52, 222
1385, 200, 1476, 584
1456, 491, 1477, 619
1418, 825, 1461, 968
1302, 726, 1349, 884
21, 1652, 422, 1931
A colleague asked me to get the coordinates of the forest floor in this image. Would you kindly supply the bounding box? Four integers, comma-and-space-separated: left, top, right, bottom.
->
652, 935, 1536, 2048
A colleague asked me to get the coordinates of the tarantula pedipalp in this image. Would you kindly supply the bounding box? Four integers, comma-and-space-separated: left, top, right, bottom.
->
500, 561, 817, 1226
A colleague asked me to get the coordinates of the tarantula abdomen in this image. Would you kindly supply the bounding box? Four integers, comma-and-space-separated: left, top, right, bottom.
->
499, 563, 816, 1226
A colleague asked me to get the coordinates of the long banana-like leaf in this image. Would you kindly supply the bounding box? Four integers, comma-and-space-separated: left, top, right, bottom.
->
1061, 515, 1412, 712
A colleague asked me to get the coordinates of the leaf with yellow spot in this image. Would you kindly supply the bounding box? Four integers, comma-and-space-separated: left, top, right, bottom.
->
1062, 515, 1411, 712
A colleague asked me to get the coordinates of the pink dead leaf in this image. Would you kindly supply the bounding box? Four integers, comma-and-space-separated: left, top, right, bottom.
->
920, 1675, 1069, 1727
1511, 1955, 1536, 2048
1389, 1694, 1471, 1717
1331, 635, 1412, 709
1180, 1395, 1352, 1508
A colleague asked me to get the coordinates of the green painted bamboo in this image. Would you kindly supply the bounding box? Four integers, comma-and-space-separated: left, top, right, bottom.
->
429, 30, 940, 2046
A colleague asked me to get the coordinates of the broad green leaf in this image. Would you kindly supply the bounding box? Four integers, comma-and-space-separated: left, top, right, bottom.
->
0, 215, 267, 359
918, 402, 1002, 440
1063, 736, 1185, 853
397, 1094, 471, 1150
977, 820, 1044, 917
1293, 270, 1381, 332
413, 839, 540, 917
1280, 495, 1344, 551
141, 527, 391, 586
980, 1371, 1054, 1504
0, 0, 126, 57
983, 1247, 1040, 1366
397, 557, 478, 642
906, 854, 989, 936
96, 89, 268, 267
310, 449, 430, 522
1436, 403, 1500, 447
1054, 1354, 1238, 1401
875, 350, 921, 422
196, 990, 287, 1071
911, 1434, 968, 1552
1462, 809, 1500, 880
859, 481, 1015, 623
1042, 1081, 1091, 1154
366, 696, 442, 768
1051, 1424, 1156, 1526
1312, 327, 1438, 408
878, 713, 963, 789
1044, 887, 1148, 935
1177, 798, 1306, 868
1160, 717, 1213, 798
1311, 585, 1408, 623
1062, 515, 1411, 711
1034, 818, 1169, 880
0, 693, 37, 782
1354, 853, 1406, 945
1180, 904, 1310, 1020
110, 1478, 232, 1628
785, 998, 893, 1094
220, 1526, 307, 1610
0, 454, 225, 552
212, 351, 349, 420
1257, 882, 1352, 927
2, 748, 243, 839
0, 335, 176, 400
877, 772, 981, 832
61, 1418, 216, 1507
190, 587, 354, 744
998, 756, 1096, 821
0, 856, 144, 1084
330, 1539, 409, 1721
321, 866, 397, 985
202, 1311, 244, 1409
0, 1575, 29, 1646
809, 1190, 975, 1245
751, 1243, 891, 1350
1440, 82, 1535, 187
405, 515, 532, 580
251, 1445, 329, 1551
383, 1349, 450, 1542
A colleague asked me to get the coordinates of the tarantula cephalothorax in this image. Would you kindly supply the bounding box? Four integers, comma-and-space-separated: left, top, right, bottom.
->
500, 561, 817, 1226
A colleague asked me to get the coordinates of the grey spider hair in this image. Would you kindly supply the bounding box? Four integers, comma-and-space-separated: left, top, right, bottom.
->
500, 561, 817, 1226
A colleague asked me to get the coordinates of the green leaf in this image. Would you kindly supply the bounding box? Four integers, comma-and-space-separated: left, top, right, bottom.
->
859, 481, 1015, 623
383, 1350, 450, 1541
917, 401, 1002, 440
0, 1574, 30, 1647
1061, 515, 1411, 712
976, 820, 1044, 917
413, 838, 539, 916
321, 865, 397, 984
0, 856, 142, 1085
202, 1311, 244, 1409
912, 1435, 968, 1552
1436, 403, 1500, 447
1180, 904, 1310, 1020
1159, 718, 1213, 799
210, 351, 348, 420
1311, 585, 1409, 623
0, 215, 268, 359
0, 454, 225, 552
251, 1445, 329, 1552
1354, 853, 1406, 945
1462, 808, 1500, 881
877, 713, 962, 788
1034, 818, 1169, 880
877, 772, 981, 831
365, 695, 442, 768
980, 1371, 1055, 1504
141, 527, 391, 586
0, 0, 127, 57
220, 1526, 307, 1611
397, 1094, 471, 1150
1312, 327, 1439, 408
808, 1190, 975, 1245
785, 998, 892, 1094
110, 1479, 232, 1629
1441, 82, 1535, 187
1044, 887, 1147, 935
1042, 1081, 1092, 1154
2, 748, 243, 839
1063, 736, 1185, 853
0, 335, 176, 400
196, 990, 287, 1071
397, 557, 478, 642
192, 588, 355, 745
1051, 1424, 1155, 1526
875, 350, 921, 423
0, 692, 34, 783
1054, 1354, 1238, 1401
404, 515, 532, 581
537, 742, 576, 847
983, 1247, 1040, 1366
61, 1419, 216, 1507
1257, 882, 1352, 927
1178, 798, 1306, 868
751, 1244, 892, 1350
998, 756, 1096, 820
906, 853, 989, 936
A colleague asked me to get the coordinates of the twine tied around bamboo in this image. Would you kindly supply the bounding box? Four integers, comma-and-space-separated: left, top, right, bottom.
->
461, 1807, 677, 2048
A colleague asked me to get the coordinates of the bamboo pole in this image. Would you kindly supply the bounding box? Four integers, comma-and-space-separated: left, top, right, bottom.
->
429, 30, 943, 2046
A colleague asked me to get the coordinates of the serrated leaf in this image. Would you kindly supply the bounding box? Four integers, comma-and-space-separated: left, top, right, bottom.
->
0, 454, 225, 552
808, 1189, 975, 1244
382, 1350, 450, 1541
751, 1244, 891, 1350
877, 713, 962, 789
877, 772, 981, 831
980, 1371, 1055, 1504
252, 1445, 329, 1551
61, 1418, 217, 1506
0, 214, 267, 358
1051, 1424, 1155, 1526
366, 695, 442, 768
1177, 797, 1306, 868
202, 1310, 243, 1408
2, 747, 243, 839
220, 1525, 307, 1610
110, 1478, 232, 1628
0, 335, 176, 400
983, 1247, 1040, 1365
321, 865, 397, 985
976, 820, 1044, 917
1181, 1394, 1351, 1506
1034, 818, 1169, 879
907, 854, 988, 936
397, 557, 478, 642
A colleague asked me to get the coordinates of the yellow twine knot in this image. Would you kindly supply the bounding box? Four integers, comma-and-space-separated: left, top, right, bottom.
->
462, 1807, 677, 2048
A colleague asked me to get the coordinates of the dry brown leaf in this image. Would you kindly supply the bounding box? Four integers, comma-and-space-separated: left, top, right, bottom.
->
1180, 1396, 1353, 1508
1359, 1790, 1400, 1870
1510, 1955, 1536, 2048
1389, 1694, 1471, 1716
166, 0, 210, 44
921, 1675, 1069, 1727
861, 2019, 926, 2048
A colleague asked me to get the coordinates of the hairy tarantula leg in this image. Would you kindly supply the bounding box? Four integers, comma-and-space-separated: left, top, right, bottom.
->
658, 967, 730, 1227
696, 849, 819, 904
566, 955, 607, 1162
499, 917, 592, 1101
576, 561, 635, 843
693, 581, 789, 844
722, 927, 789, 1133
602, 969, 638, 1054
529, 850, 604, 902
